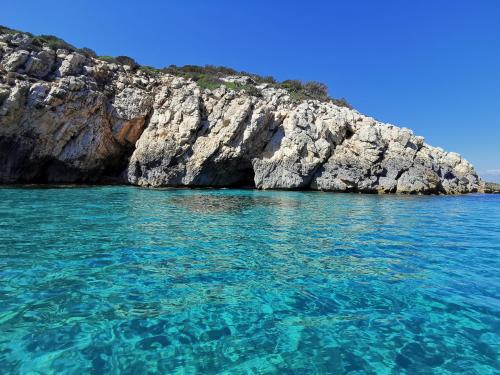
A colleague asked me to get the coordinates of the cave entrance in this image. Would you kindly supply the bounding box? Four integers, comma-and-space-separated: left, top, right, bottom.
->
197, 157, 256, 188
230, 165, 256, 189
217, 158, 256, 189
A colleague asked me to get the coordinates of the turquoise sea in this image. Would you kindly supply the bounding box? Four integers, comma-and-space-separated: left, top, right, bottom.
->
0, 187, 499, 374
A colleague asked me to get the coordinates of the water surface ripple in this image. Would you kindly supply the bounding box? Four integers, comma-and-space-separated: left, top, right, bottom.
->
0, 187, 499, 374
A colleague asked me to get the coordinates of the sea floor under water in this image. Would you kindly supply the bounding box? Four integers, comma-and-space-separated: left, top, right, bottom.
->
0, 187, 499, 374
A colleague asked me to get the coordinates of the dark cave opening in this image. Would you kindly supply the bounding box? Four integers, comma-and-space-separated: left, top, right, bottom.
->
229, 165, 256, 189
204, 158, 257, 189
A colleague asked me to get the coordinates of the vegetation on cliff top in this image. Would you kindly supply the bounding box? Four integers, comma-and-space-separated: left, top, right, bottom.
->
0, 25, 97, 58
0, 25, 351, 108
138, 64, 351, 107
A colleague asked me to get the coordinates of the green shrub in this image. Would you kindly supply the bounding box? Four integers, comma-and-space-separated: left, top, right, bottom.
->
197, 76, 224, 90
240, 84, 262, 97
115, 56, 139, 69
222, 81, 239, 91
330, 97, 352, 109
257, 75, 276, 84
79, 47, 97, 58
163, 64, 240, 78
211, 65, 238, 76
288, 90, 308, 103
304, 81, 329, 100
97, 56, 118, 64
139, 65, 163, 76
33, 34, 77, 51
278, 79, 351, 107
281, 79, 303, 92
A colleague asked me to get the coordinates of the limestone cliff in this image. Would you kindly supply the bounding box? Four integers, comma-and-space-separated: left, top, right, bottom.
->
0, 28, 481, 194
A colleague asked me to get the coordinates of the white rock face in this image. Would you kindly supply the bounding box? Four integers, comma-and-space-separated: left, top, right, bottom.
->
0, 30, 480, 194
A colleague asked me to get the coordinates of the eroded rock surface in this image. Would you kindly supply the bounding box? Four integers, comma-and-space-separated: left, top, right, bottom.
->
0, 30, 480, 193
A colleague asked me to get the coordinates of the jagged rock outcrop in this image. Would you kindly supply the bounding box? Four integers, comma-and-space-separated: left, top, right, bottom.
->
0, 29, 480, 194
480, 182, 500, 194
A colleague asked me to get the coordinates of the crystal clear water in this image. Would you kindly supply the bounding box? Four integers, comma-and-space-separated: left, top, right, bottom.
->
0, 187, 499, 374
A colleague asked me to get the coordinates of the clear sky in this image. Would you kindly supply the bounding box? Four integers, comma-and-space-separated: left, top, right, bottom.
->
3, 0, 500, 180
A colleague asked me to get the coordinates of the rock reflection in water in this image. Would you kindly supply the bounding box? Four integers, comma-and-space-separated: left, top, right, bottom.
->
169, 191, 302, 214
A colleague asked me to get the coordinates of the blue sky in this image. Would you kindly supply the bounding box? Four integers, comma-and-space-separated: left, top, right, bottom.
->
3, 0, 500, 180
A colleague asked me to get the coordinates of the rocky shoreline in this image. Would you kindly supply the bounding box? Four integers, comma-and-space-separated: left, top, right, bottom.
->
0, 27, 485, 194
481, 182, 500, 194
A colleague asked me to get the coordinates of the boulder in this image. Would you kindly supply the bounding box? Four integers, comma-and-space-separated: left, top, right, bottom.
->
1, 50, 30, 71
24, 49, 55, 78
57, 53, 86, 77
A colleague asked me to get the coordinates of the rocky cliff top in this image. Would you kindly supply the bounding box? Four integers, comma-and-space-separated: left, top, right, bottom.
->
0, 26, 483, 194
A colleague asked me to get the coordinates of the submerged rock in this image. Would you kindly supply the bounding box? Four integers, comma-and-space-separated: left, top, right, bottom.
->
0, 28, 481, 194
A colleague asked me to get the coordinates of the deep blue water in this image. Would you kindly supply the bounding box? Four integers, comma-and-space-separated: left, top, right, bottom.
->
0, 187, 499, 374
